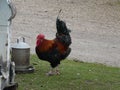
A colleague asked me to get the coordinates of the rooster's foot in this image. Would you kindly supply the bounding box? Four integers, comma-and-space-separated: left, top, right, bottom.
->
46, 70, 60, 76
46, 71, 55, 76
55, 70, 60, 75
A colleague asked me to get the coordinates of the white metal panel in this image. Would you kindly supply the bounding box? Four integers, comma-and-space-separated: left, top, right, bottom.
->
0, 0, 14, 89
0, 0, 11, 25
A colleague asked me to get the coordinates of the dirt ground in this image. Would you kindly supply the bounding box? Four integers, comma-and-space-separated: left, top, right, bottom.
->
11, 0, 120, 67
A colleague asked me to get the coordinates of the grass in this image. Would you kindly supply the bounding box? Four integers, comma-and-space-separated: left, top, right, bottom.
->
107, 0, 120, 6
15, 55, 120, 90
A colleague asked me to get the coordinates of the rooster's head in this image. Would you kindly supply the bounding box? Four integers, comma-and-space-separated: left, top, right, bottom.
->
36, 34, 45, 46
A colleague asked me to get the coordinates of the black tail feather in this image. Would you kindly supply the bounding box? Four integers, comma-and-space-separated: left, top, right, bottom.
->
57, 9, 62, 20
56, 10, 71, 35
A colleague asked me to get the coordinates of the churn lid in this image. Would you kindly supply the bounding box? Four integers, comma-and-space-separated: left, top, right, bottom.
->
12, 37, 30, 49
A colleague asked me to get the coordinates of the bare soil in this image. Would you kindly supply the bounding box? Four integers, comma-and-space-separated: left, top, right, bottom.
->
11, 0, 120, 67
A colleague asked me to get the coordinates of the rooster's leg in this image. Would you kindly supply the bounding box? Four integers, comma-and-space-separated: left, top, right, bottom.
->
46, 67, 55, 76
55, 64, 60, 75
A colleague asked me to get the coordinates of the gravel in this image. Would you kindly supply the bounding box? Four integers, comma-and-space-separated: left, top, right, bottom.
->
11, 0, 120, 67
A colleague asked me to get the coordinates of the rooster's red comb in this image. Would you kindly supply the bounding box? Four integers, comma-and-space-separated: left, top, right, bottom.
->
37, 34, 45, 39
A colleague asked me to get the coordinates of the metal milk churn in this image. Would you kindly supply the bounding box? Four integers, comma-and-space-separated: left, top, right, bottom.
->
11, 37, 34, 73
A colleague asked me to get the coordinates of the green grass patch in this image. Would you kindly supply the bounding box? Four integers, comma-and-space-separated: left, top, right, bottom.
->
107, 1, 120, 6
16, 55, 120, 90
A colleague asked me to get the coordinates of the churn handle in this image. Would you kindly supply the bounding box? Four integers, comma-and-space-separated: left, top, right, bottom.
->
17, 37, 25, 43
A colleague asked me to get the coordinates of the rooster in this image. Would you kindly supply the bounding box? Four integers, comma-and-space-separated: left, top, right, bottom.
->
35, 10, 72, 75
